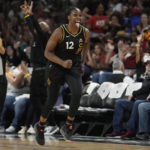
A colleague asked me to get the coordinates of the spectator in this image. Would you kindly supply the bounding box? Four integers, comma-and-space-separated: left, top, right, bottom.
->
107, 58, 134, 83
108, 12, 124, 37
6, 45, 21, 67
86, 3, 108, 43
136, 94, 150, 140
119, 42, 137, 77
106, 58, 150, 139
0, 62, 31, 133
136, 12, 150, 34
92, 42, 107, 71
17, 103, 37, 135
91, 40, 115, 84
92, 41, 114, 71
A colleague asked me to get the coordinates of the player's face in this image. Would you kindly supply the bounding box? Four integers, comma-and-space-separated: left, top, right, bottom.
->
68, 8, 82, 24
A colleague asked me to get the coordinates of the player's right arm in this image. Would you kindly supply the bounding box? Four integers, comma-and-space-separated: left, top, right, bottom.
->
44, 28, 72, 69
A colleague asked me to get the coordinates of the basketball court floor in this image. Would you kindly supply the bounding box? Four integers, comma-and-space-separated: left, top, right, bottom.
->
0, 134, 150, 150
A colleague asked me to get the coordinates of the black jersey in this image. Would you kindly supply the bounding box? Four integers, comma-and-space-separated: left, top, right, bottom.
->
54, 24, 86, 68
26, 15, 49, 67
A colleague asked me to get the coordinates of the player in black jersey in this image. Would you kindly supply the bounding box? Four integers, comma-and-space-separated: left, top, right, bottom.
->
34, 7, 90, 145
20, 0, 50, 116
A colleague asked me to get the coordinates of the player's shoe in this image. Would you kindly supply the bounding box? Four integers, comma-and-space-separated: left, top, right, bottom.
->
60, 123, 73, 141
34, 122, 45, 145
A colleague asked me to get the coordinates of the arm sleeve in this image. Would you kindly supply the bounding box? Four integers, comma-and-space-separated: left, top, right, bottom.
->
25, 15, 36, 38
25, 15, 48, 49
30, 15, 43, 37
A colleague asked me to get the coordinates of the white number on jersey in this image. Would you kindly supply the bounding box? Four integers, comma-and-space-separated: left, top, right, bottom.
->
66, 41, 74, 50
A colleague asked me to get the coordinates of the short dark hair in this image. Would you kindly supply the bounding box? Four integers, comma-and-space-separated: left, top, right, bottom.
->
66, 7, 79, 16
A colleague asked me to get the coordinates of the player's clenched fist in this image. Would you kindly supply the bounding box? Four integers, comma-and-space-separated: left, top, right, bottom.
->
62, 60, 72, 69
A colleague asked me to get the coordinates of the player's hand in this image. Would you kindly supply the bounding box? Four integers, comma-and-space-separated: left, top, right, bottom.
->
28, 0, 33, 15
62, 60, 72, 69
20, 1, 28, 14
20, 0, 33, 15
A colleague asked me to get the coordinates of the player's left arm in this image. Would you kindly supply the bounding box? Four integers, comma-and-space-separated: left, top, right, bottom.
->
81, 27, 90, 65
81, 27, 90, 75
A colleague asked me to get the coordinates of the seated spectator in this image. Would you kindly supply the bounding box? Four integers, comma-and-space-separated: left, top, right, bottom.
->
0, 62, 31, 133
106, 59, 150, 139
92, 42, 110, 71
18, 85, 64, 135
91, 40, 115, 84
17, 103, 38, 135
107, 58, 134, 83
136, 94, 150, 140
1, 94, 30, 133
91, 71, 112, 84
91, 57, 134, 84
119, 42, 137, 77
6, 45, 21, 67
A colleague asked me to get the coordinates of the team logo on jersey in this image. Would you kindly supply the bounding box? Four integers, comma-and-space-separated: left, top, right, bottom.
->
79, 38, 83, 43
47, 78, 51, 86
75, 38, 84, 54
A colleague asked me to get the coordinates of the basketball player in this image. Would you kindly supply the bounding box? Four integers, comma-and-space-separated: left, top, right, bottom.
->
34, 7, 90, 145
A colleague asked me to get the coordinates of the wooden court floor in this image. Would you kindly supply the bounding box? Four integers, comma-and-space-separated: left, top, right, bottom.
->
0, 134, 150, 150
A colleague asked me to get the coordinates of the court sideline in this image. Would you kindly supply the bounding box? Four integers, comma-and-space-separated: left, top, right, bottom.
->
0, 134, 150, 150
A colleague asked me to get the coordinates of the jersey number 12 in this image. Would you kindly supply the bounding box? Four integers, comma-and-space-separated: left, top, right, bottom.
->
66, 41, 74, 50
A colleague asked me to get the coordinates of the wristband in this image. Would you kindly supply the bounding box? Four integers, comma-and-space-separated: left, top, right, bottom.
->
24, 14, 30, 18
25, 73, 30, 78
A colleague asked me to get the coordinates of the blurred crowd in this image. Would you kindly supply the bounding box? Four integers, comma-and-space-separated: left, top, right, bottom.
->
1, 0, 150, 80
1, 0, 150, 139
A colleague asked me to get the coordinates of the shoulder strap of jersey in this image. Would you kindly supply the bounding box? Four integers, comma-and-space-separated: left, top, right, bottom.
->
80, 25, 86, 39
59, 25, 65, 43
